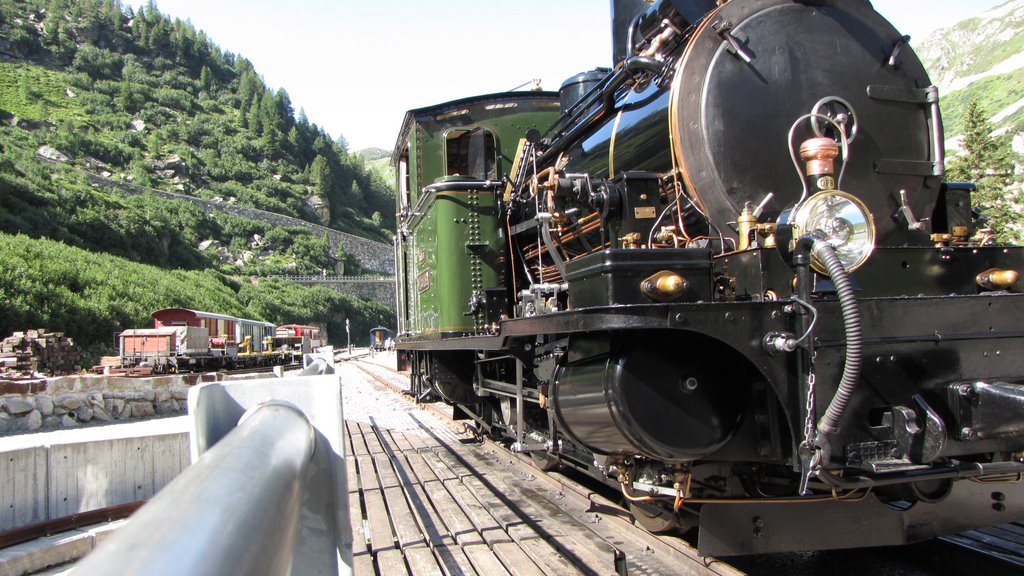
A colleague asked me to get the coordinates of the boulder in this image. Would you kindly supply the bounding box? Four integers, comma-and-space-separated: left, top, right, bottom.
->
57, 395, 83, 411
154, 400, 178, 414
129, 401, 155, 418
24, 410, 42, 431
75, 404, 93, 423
36, 396, 54, 416
37, 145, 71, 163
3, 397, 35, 416
92, 405, 112, 422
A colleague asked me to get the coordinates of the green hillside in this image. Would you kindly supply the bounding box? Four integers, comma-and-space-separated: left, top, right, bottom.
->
938, 68, 1024, 139
0, 0, 395, 252
0, 233, 393, 363
0, 0, 396, 360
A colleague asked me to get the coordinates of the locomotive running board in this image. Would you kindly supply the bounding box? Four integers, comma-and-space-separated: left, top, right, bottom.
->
697, 478, 1024, 556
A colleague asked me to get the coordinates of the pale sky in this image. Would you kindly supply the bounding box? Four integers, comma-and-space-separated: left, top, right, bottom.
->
128, 0, 1008, 151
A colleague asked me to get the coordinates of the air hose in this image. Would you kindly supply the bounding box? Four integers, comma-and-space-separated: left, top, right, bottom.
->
811, 240, 863, 436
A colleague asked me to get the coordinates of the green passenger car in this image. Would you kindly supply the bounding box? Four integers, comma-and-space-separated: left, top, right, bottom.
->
392, 92, 560, 339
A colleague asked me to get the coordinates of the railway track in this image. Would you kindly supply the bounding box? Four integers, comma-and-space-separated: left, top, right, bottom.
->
350, 356, 1024, 576
344, 357, 741, 575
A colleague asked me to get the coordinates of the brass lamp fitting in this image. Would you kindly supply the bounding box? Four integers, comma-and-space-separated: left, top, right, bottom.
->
977, 268, 1020, 291
799, 137, 840, 177
641, 270, 689, 302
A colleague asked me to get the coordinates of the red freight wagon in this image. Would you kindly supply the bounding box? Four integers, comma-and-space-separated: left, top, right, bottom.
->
275, 324, 323, 353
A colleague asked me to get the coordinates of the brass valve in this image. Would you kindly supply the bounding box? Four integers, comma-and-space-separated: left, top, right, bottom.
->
620, 233, 642, 249
736, 204, 777, 251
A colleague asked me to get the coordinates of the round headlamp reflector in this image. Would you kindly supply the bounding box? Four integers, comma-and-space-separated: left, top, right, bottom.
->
789, 191, 875, 273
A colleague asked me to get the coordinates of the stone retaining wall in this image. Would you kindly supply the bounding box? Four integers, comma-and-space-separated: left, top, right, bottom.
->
43, 158, 396, 274
276, 276, 397, 308
0, 373, 223, 434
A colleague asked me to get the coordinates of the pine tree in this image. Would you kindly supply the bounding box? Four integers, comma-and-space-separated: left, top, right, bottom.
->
238, 71, 262, 110
310, 155, 335, 198
946, 99, 1021, 243
199, 65, 213, 92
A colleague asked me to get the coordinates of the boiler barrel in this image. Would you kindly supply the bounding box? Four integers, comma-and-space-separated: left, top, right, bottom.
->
564, 0, 938, 247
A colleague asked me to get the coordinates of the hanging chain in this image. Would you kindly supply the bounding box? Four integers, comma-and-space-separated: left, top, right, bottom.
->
799, 349, 822, 495
801, 354, 817, 453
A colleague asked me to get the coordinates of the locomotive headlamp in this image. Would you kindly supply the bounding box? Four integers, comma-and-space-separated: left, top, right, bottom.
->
778, 191, 875, 274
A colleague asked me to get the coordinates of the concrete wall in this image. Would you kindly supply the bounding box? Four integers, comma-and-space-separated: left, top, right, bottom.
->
1, 447, 46, 530
0, 433, 189, 532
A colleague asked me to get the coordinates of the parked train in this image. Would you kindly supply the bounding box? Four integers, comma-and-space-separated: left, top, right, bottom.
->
117, 308, 324, 373
369, 327, 392, 351
392, 0, 1024, 556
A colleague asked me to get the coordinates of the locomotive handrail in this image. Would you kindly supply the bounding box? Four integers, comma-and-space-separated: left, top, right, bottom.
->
74, 401, 316, 576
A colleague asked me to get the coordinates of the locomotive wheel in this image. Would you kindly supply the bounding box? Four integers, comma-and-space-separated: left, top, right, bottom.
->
530, 450, 561, 472
628, 501, 679, 533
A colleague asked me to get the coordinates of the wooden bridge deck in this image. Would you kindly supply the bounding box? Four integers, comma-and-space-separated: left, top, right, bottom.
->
339, 358, 738, 576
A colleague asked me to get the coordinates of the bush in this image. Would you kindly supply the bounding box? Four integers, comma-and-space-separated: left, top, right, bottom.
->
72, 46, 123, 81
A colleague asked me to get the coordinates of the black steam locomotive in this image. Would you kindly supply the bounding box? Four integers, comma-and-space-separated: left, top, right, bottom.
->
392, 0, 1024, 555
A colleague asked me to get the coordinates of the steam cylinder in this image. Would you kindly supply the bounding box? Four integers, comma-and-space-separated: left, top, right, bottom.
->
552, 332, 752, 461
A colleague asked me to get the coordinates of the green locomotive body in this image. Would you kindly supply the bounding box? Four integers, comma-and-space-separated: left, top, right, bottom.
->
394, 93, 561, 339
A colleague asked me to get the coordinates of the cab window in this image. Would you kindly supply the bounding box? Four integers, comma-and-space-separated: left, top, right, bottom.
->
445, 128, 496, 179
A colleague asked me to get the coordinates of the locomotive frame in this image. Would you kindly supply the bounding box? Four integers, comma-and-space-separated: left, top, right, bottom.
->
392, 0, 1024, 556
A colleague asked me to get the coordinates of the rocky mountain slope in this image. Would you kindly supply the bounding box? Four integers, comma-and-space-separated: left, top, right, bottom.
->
915, 0, 1024, 152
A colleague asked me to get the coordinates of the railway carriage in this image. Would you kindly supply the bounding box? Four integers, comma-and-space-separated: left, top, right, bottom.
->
392, 0, 1024, 556
117, 309, 311, 372
369, 327, 392, 351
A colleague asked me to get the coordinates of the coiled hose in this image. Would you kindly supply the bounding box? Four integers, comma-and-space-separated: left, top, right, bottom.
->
812, 240, 863, 435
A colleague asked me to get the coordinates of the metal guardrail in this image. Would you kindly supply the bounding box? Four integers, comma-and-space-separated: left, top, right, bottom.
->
75, 349, 352, 575
74, 402, 315, 575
